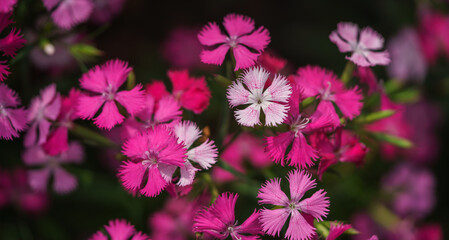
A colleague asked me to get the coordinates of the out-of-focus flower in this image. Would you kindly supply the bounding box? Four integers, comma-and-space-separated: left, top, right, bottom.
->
258, 169, 329, 240
0, 83, 28, 140
330, 22, 390, 67
198, 13, 270, 71
162, 27, 203, 69
77, 59, 144, 129
90, 0, 126, 24
327, 222, 352, 240
0, 13, 26, 81
227, 66, 291, 127
146, 81, 169, 102
387, 28, 427, 83
25, 84, 61, 147
353, 66, 379, 95
194, 192, 262, 239
89, 219, 150, 240
417, 11, 449, 64
414, 224, 443, 240
0, 0, 16, 13
118, 125, 186, 197
257, 51, 287, 74
23, 142, 84, 194
42, 0, 93, 29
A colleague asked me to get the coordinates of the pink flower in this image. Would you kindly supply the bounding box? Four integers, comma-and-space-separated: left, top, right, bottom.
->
353, 67, 379, 95
118, 125, 186, 197
159, 121, 217, 186
0, 83, 28, 140
168, 70, 211, 114
265, 84, 336, 168
162, 27, 203, 69
294, 65, 363, 126
25, 84, 61, 147
89, 219, 150, 240
0, 0, 17, 13
417, 11, 449, 64
90, 0, 126, 24
121, 93, 182, 140
257, 51, 287, 74
77, 59, 145, 129
326, 222, 352, 240
193, 192, 262, 239
145, 81, 169, 102
43, 0, 94, 29
257, 169, 329, 240
0, 13, 26, 81
329, 22, 390, 67
23, 141, 84, 194
227, 66, 291, 127
198, 14, 270, 71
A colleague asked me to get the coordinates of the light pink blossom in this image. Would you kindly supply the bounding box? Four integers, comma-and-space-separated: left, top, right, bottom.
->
0, 0, 17, 13
198, 14, 270, 71
0, 13, 26, 81
0, 83, 28, 140
43, 0, 94, 29
118, 125, 186, 197
257, 169, 329, 240
89, 219, 150, 240
77, 59, 144, 129
193, 192, 262, 239
227, 66, 291, 127
329, 22, 390, 67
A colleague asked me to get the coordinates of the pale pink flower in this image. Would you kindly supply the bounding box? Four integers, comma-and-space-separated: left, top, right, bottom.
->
329, 22, 390, 67
159, 121, 217, 187
258, 169, 329, 240
43, 0, 93, 29
0, 0, 17, 13
193, 192, 262, 239
326, 222, 352, 240
89, 219, 150, 240
90, 0, 126, 24
227, 66, 291, 127
77, 59, 145, 129
0, 13, 26, 81
25, 84, 61, 147
118, 125, 186, 197
23, 141, 84, 194
198, 14, 270, 71
0, 83, 28, 140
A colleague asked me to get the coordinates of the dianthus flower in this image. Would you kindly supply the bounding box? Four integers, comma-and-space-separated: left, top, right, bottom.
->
118, 125, 186, 197
326, 222, 352, 240
257, 52, 287, 74
257, 169, 329, 240
0, 13, 26, 81
198, 14, 270, 71
159, 121, 217, 186
194, 192, 262, 239
0, 83, 28, 140
23, 141, 84, 194
89, 219, 150, 240
25, 84, 61, 147
294, 65, 363, 126
0, 0, 16, 13
227, 66, 291, 127
42, 0, 93, 29
77, 59, 144, 129
329, 22, 390, 67
265, 84, 335, 168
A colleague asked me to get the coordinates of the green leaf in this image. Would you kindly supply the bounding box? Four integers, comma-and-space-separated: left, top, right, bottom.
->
369, 132, 413, 148
354, 110, 395, 124
390, 88, 420, 103
69, 43, 103, 62
300, 96, 316, 109
214, 74, 232, 86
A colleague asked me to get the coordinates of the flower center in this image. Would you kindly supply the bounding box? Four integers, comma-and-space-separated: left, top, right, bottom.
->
290, 117, 310, 135
227, 225, 242, 240
102, 84, 116, 101
249, 90, 267, 106
142, 150, 158, 167
320, 81, 334, 101
227, 36, 239, 48
0, 105, 6, 117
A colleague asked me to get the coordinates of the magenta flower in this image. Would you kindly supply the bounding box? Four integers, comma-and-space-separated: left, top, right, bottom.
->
354, 67, 379, 95
162, 27, 203, 69
326, 222, 352, 240
77, 59, 144, 129
265, 84, 335, 168
0, 0, 17, 13
25, 84, 61, 147
329, 22, 390, 67
23, 141, 84, 194
227, 66, 291, 127
159, 121, 218, 187
194, 192, 262, 239
90, 0, 126, 24
294, 65, 363, 126
257, 52, 287, 74
0, 13, 26, 81
198, 14, 270, 71
257, 169, 330, 240
89, 219, 150, 240
118, 125, 186, 197
0, 83, 28, 140
43, 0, 93, 29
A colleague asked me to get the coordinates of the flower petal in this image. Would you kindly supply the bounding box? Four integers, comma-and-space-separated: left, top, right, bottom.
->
223, 14, 255, 37
287, 169, 317, 202
93, 101, 124, 129
234, 104, 261, 127
233, 45, 260, 71
259, 208, 289, 237
257, 178, 289, 206
198, 22, 227, 46
200, 44, 230, 66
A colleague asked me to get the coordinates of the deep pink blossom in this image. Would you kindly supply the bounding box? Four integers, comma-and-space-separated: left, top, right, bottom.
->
0, 0, 17, 13
329, 22, 390, 67
43, 0, 94, 29
0, 83, 28, 140
0, 13, 26, 81
326, 222, 352, 240
25, 84, 61, 147
163, 27, 203, 69
23, 141, 84, 194
265, 84, 335, 168
294, 65, 363, 126
168, 70, 211, 114
417, 11, 449, 64
258, 52, 287, 74
258, 169, 329, 240
118, 125, 186, 197
194, 192, 262, 239
198, 14, 270, 70
159, 121, 217, 187
227, 66, 291, 127
77, 59, 145, 129
89, 219, 150, 240
353, 67, 379, 95
90, 0, 126, 24
145, 81, 169, 102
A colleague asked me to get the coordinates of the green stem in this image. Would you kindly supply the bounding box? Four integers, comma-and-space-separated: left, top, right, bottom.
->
69, 123, 118, 148
340, 61, 355, 85
127, 71, 136, 90
201, 173, 219, 204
